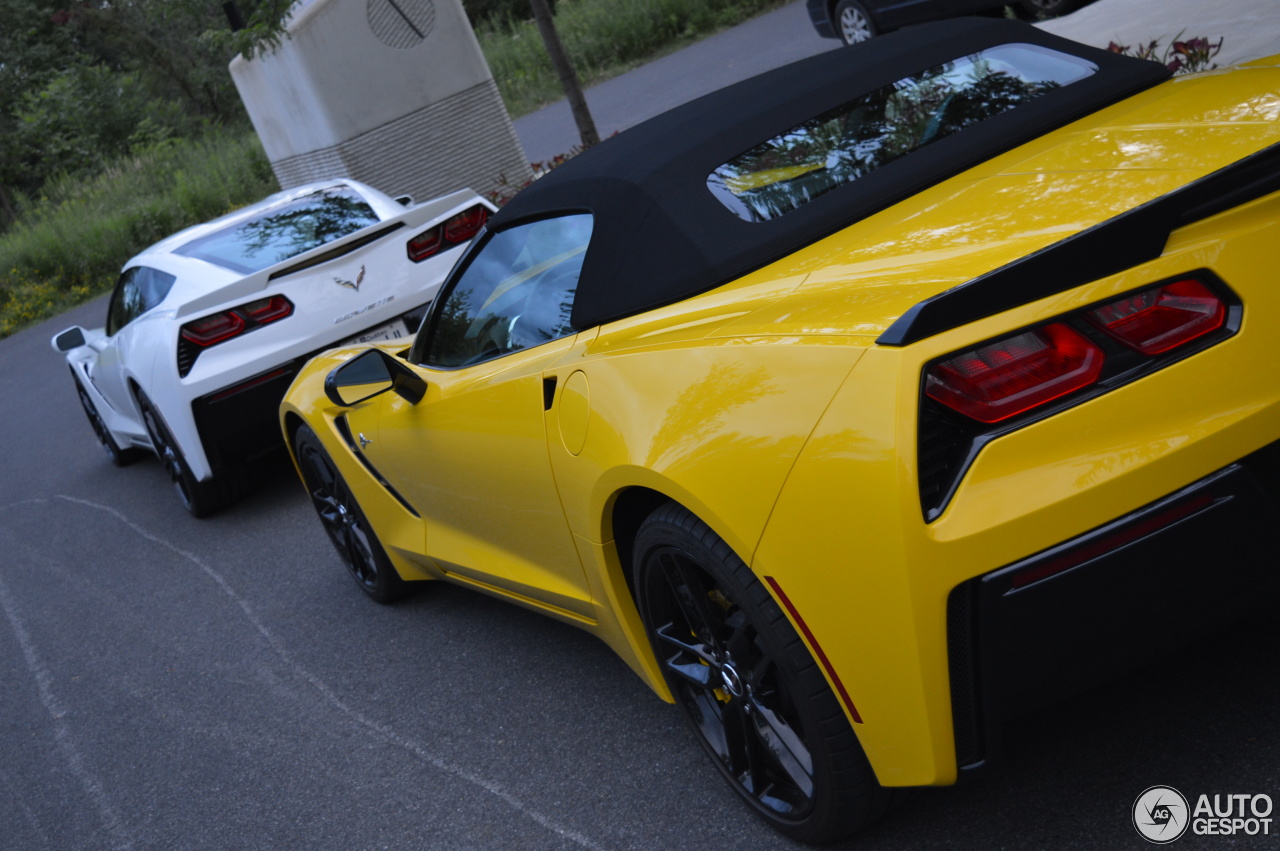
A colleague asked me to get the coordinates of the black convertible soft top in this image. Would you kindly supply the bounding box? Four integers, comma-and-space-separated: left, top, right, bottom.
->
490, 18, 1170, 332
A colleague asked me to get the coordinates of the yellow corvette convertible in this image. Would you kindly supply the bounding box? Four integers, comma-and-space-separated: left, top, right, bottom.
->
280, 20, 1280, 843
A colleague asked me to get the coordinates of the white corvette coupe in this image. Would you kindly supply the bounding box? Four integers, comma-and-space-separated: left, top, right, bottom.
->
52, 179, 494, 516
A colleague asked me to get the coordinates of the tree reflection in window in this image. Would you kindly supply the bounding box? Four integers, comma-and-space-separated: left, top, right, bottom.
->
709, 44, 1097, 222
421, 214, 592, 368
174, 188, 381, 273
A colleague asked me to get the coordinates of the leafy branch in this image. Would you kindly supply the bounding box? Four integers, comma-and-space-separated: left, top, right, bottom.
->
1107, 34, 1224, 75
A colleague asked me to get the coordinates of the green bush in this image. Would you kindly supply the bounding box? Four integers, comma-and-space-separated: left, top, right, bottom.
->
0, 128, 277, 338
480, 0, 786, 116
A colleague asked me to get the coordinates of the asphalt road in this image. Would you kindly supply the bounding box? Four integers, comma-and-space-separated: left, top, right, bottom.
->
512, 1, 839, 162
5, 3, 1280, 850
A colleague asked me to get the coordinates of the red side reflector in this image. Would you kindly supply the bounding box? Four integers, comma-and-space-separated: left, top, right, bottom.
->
443, 204, 488, 243
926, 323, 1104, 423
181, 311, 246, 347
241, 294, 293, 324
763, 576, 863, 724
1087, 278, 1225, 354
407, 226, 442, 262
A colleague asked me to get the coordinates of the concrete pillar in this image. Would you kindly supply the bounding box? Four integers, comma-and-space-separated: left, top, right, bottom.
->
229, 0, 533, 203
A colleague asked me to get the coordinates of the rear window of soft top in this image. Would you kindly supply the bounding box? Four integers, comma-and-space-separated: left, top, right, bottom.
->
708, 44, 1097, 222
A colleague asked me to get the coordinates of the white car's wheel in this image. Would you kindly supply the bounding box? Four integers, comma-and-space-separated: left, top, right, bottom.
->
835, 0, 877, 45
72, 369, 144, 467
138, 392, 240, 517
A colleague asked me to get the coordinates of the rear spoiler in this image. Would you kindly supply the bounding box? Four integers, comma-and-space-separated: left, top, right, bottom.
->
174, 189, 487, 320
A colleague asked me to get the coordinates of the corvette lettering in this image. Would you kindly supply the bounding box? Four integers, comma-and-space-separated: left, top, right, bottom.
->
333, 296, 394, 324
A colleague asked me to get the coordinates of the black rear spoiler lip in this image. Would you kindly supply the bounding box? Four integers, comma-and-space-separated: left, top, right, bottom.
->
267, 221, 407, 282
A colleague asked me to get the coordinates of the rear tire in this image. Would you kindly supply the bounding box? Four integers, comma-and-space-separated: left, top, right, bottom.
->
633, 502, 894, 844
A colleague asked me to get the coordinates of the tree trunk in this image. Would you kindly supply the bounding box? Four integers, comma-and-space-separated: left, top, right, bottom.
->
528, 0, 599, 148
0, 184, 18, 232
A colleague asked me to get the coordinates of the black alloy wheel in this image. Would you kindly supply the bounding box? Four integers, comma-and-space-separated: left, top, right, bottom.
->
294, 424, 408, 603
834, 0, 877, 45
633, 502, 893, 844
72, 370, 142, 467
138, 392, 223, 517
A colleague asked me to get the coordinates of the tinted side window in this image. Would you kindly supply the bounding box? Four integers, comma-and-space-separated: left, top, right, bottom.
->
420, 214, 593, 368
106, 266, 177, 335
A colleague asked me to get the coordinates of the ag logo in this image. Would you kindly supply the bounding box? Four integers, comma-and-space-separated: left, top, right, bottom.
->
1134, 786, 1190, 844
335, 265, 366, 291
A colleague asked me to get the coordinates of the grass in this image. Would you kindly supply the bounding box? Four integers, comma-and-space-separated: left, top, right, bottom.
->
478, 0, 789, 117
1, 0, 788, 338
0, 128, 277, 338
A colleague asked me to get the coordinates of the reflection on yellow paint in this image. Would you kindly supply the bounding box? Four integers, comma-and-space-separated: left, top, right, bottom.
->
645, 362, 780, 469
722, 162, 825, 194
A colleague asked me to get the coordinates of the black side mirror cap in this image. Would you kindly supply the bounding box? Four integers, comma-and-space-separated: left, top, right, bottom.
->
324, 348, 427, 407
51, 326, 87, 353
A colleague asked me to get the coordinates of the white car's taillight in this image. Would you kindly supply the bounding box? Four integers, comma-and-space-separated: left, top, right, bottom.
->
177, 295, 294, 376
406, 204, 489, 262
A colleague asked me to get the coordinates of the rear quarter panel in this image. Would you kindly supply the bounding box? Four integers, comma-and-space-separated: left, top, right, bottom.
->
753, 181, 1280, 789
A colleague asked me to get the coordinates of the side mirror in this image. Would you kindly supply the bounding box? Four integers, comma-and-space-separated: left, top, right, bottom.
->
325, 349, 427, 407
51, 326, 87, 353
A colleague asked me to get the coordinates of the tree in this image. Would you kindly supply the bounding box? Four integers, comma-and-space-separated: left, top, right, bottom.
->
527, 0, 598, 148
0, 0, 294, 230
0, 0, 81, 220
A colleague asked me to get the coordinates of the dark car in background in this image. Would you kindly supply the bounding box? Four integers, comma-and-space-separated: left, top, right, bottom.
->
808, 0, 1078, 45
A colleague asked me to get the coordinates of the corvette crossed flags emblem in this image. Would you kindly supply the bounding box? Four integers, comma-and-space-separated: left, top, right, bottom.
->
334, 265, 366, 291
